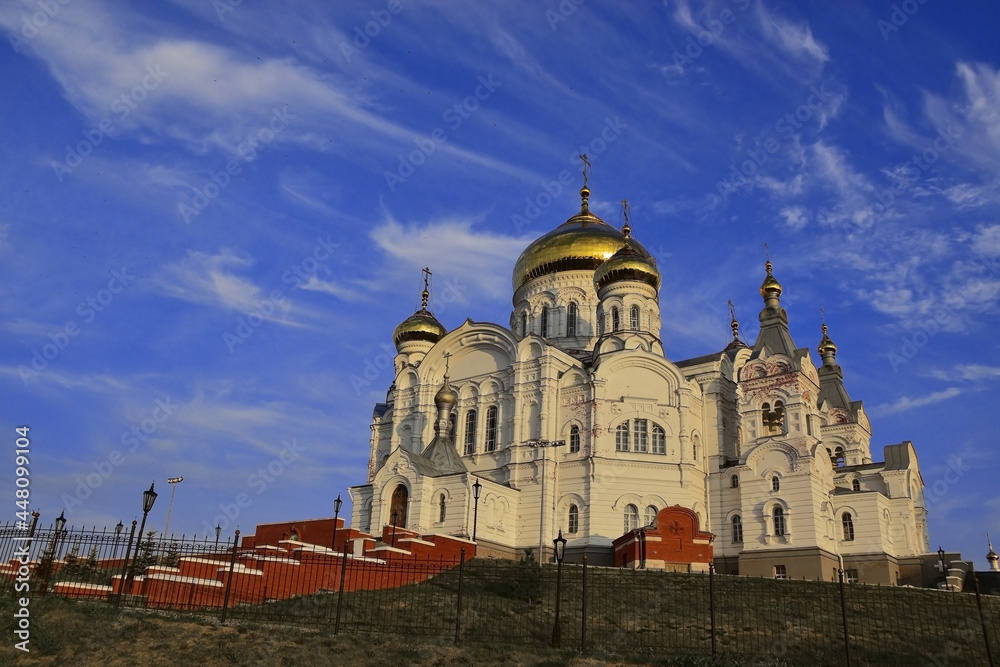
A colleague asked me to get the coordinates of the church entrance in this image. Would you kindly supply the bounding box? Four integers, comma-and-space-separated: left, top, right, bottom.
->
389, 484, 408, 528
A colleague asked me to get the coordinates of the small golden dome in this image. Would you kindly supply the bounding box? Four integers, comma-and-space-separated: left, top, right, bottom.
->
594, 244, 661, 291
818, 323, 837, 358
512, 188, 652, 292
759, 260, 782, 299
434, 376, 457, 406
393, 308, 447, 348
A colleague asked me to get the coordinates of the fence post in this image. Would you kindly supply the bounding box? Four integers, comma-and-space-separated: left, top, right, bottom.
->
220, 530, 240, 623
454, 548, 466, 645
115, 519, 138, 607
973, 572, 996, 667
334, 547, 349, 635
709, 562, 716, 659
581, 554, 587, 653
838, 567, 851, 667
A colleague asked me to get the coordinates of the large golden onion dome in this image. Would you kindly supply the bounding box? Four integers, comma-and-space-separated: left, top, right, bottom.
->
393, 272, 447, 349
393, 308, 447, 347
512, 187, 652, 292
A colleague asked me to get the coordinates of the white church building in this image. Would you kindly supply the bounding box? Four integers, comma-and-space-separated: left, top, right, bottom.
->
349, 182, 931, 584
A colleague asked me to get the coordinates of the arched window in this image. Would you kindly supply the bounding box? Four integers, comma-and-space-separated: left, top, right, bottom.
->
484, 406, 498, 452
644, 505, 657, 527
771, 476, 780, 492
568, 505, 579, 534
567, 302, 578, 337
633, 419, 648, 453
629, 305, 640, 330
692, 435, 700, 460
732, 515, 743, 543
615, 423, 630, 452
624, 504, 639, 533
464, 410, 477, 455
540, 307, 548, 337
773, 507, 786, 537
569, 425, 580, 453
652, 424, 666, 454
852, 479, 860, 492
438, 494, 447, 523
842, 512, 855, 541
731, 474, 739, 488
611, 306, 620, 332
833, 446, 845, 467
520, 311, 528, 337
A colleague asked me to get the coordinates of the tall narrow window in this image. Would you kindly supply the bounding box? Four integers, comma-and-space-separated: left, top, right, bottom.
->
624, 504, 639, 533
652, 424, 666, 454
692, 435, 700, 460
567, 302, 578, 337
615, 422, 630, 452
611, 307, 620, 332
484, 406, 498, 452
842, 512, 855, 541
773, 507, 786, 537
833, 446, 845, 467
438, 494, 447, 523
464, 410, 477, 455
630, 305, 640, 330
633, 419, 648, 452
540, 307, 548, 337
771, 476, 780, 492
568, 505, 579, 534
521, 311, 528, 337
569, 425, 580, 453
644, 505, 657, 527
732, 515, 743, 543
852, 479, 861, 492
730, 474, 739, 488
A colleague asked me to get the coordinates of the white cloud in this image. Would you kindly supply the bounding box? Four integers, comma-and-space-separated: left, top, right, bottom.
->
778, 205, 809, 230
929, 364, 1000, 381
371, 216, 530, 300
871, 387, 961, 416
759, 11, 829, 65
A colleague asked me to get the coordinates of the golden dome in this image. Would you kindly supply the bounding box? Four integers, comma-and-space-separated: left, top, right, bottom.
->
593, 243, 661, 291
393, 308, 446, 348
759, 260, 782, 299
512, 188, 652, 292
818, 323, 837, 358
434, 376, 457, 406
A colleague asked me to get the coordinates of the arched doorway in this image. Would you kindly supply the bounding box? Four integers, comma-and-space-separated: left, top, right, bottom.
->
389, 484, 408, 528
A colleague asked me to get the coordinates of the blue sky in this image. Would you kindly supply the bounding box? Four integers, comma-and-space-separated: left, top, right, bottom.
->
1, 0, 998, 566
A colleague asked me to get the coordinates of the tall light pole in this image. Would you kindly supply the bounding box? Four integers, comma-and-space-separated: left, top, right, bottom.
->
472, 478, 482, 542
551, 529, 567, 648
938, 546, 948, 590
332, 494, 343, 553
127, 482, 157, 587
391, 510, 398, 548
215, 523, 222, 551
162, 477, 183, 551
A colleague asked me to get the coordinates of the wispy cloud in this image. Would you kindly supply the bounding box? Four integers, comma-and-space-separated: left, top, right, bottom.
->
929, 364, 1000, 381
871, 387, 961, 416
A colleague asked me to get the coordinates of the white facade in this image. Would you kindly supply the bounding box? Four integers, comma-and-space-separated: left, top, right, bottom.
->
349, 187, 930, 581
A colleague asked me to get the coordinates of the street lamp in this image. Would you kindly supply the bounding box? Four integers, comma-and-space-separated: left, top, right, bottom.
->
162, 477, 183, 551
215, 523, 222, 551
551, 528, 567, 648
938, 546, 948, 590
391, 510, 398, 548
472, 478, 482, 542
53, 510, 67, 557
332, 494, 343, 553
112, 520, 124, 562
127, 482, 158, 587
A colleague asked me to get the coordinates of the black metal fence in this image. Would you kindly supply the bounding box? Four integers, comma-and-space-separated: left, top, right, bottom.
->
3, 523, 997, 666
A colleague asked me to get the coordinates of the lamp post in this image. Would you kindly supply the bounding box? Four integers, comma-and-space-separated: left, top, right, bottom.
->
26, 510, 40, 554
53, 510, 67, 557
938, 546, 948, 590
390, 510, 398, 548
551, 529, 567, 647
127, 482, 158, 587
332, 494, 343, 553
112, 520, 124, 562
472, 478, 482, 542
215, 523, 222, 551
41, 511, 67, 595
638, 527, 647, 570
161, 477, 183, 551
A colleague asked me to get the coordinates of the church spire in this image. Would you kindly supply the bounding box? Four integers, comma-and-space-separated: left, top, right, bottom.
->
725, 299, 747, 350
818, 312, 838, 366
759, 247, 783, 309
989, 533, 999, 572
621, 199, 632, 243
420, 267, 431, 311
578, 153, 592, 213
